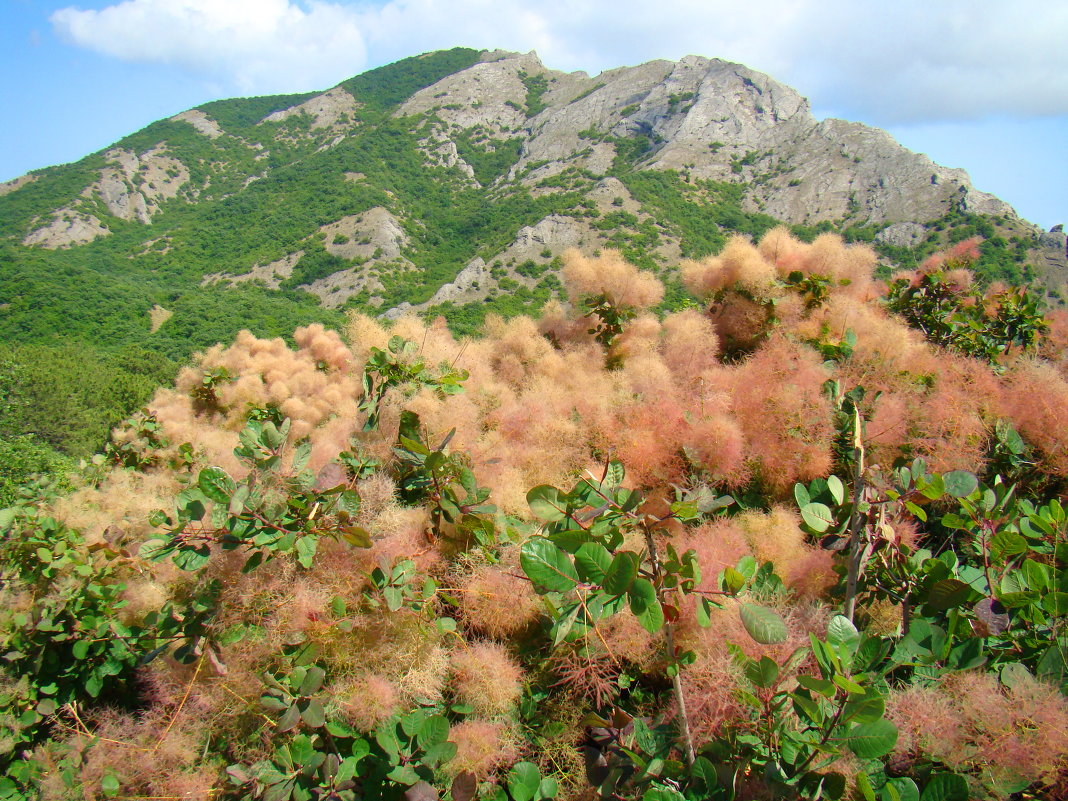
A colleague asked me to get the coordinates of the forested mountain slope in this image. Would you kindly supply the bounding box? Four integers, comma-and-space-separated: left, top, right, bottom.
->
1, 47, 1064, 469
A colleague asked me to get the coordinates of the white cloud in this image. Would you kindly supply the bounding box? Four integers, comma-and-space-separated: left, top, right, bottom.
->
51, 0, 368, 93
51, 0, 1068, 123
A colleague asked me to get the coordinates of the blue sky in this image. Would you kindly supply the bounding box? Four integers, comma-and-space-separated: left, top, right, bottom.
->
3, 0, 1066, 230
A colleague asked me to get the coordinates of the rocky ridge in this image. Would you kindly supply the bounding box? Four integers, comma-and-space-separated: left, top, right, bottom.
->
3, 47, 1062, 321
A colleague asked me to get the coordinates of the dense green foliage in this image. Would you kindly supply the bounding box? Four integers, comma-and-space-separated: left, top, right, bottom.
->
197, 92, 320, 134
0, 438, 73, 508
0, 342, 176, 458
340, 48, 481, 110
619, 170, 780, 258
452, 131, 525, 186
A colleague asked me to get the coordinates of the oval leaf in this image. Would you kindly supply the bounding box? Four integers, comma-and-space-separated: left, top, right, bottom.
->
527, 485, 568, 522
404, 781, 439, 801
417, 714, 449, 749
628, 578, 665, 633
826, 615, 860, 653
844, 718, 898, 759
602, 551, 639, 595
918, 773, 969, 801
520, 537, 578, 593
941, 471, 978, 499
800, 502, 834, 533
508, 762, 542, 801
883, 778, 919, 801
927, 578, 972, 611
299, 699, 326, 729
574, 542, 612, 584
451, 772, 478, 801
826, 474, 846, 506
198, 466, 236, 504
739, 603, 787, 644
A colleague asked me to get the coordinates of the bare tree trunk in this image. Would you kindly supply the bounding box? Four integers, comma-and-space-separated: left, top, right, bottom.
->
843, 407, 867, 623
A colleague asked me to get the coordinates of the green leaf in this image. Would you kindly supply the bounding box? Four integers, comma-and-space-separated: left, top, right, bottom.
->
261, 695, 289, 712
833, 674, 866, 694
551, 603, 582, 646
997, 590, 1040, 608
422, 740, 457, 767
854, 771, 876, 801
388, 765, 422, 785
299, 699, 326, 728
1043, 591, 1068, 615
602, 551, 639, 595
295, 535, 317, 569
342, 526, 372, 548
375, 722, 402, 759
84, 672, 103, 698
1037, 637, 1068, 683
826, 615, 860, 654
736, 555, 757, 578
927, 578, 972, 611
632, 717, 659, 756
628, 578, 665, 633
521, 538, 579, 593
918, 773, 969, 801
998, 662, 1033, 689
721, 566, 746, 595
918, 474, 945, 501
990, 530, 1028, 560
800, 502, 834, 532
292, 439, 312, 473
299, 665, 325, 695
198, 466, 236, 504
508, 762, 542, 801
276, 704, 301, 732
794, 483, 811, 508
882, 778, 919, 801
263, 779, 297, 801
171, 541, 211, 570
941, 471, 978, 499
527, 485, 568, 522
947, 637, 985, 671
574, 542, 612, 584
739, 603, 787, 644
691, 756, 719, 792
695, 596, 719, 627
1023, 558, 1052, 592
745, 655, 779, 688
826, 474, 846, 506
417, 714, 449, 749
604, 460, 625, 488
791, 691, 823, 724
843, 718, 898, 759
843, 694, 885, 724
101, 773, 121, 797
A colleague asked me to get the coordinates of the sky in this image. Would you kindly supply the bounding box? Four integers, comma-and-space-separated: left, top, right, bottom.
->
2, 0, 1066, 230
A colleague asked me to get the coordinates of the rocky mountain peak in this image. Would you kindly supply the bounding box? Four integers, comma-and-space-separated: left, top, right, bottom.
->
2, 46, 1058, 333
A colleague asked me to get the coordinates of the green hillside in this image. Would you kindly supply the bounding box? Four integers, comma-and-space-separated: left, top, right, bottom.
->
0, 47, 1054, 491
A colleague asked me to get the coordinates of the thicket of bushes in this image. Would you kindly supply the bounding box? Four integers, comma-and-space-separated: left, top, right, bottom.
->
1, 231, 1066, 801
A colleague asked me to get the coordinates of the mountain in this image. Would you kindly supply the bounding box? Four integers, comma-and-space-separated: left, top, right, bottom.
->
2, 47, 1064, 354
